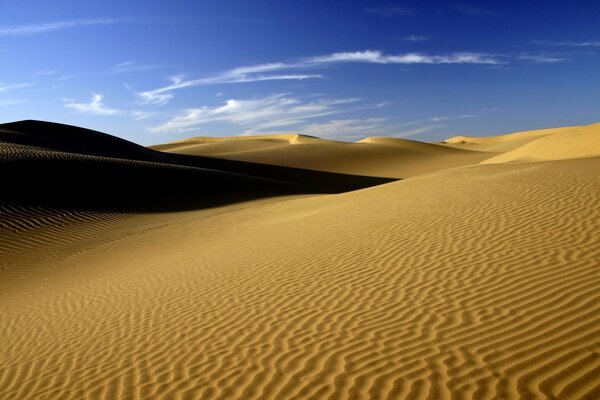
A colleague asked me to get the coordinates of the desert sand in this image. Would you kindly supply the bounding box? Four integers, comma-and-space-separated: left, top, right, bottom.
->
1, 120, 599, 399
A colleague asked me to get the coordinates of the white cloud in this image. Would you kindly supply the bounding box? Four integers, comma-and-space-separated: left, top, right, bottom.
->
366, 7, 413, 17
532, 40, 600, 47
393, 124, 446, 137
301, 118, 389, 140
429, 114, 476, 122
64, 93, 156, 120
109, 61, 166, 74
149, 94, 360, 134
0, 82, 33, 93
138, 68, 321, 105
0, 18, 121, 36
139, 50, 501, 105
395, 114, 477, 127
57, 61, 166, 81
34, 70, 58, 76
0, 99, 26, 107
130, 111, 156, 120
305, 50, 501, 65
518, 54, 568, 63
402, 35, 429, 42
65, 93, 122, 115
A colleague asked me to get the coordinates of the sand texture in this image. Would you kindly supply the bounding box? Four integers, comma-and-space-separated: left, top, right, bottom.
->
1, 120, 599, 399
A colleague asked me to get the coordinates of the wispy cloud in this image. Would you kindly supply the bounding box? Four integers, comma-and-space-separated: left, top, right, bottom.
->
0, 18, 122, 36
109, 61, 166, 74
64, 93, 157, 120
532, 40, 600, 47
517, 53, 568, 64
65, 93, 122, 115
0, 82, 34, 93
301, 118, 389, 140
394, 124, 446, 137
149, 94, 360, 134
401, 34, 429, 42
366, 7, 413, 17
0, 99, 27, 107
394, 114, 476, 129
138, 66, 321, 105
34, 70, 58, 76
305, 50, 500, 65
57, 61, 166, 81
139, 50, 501, 105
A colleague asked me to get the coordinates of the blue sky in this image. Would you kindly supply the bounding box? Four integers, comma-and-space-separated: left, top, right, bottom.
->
1, 0, 599, 144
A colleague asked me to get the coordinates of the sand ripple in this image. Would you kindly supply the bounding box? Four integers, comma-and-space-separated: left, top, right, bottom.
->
1, 158, 599, 399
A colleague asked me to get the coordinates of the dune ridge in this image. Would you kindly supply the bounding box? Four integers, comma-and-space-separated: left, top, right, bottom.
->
0, 120, 394, 212
481, 122, 600, 164
1, 120, 599, 399
151, 133, 322, 152
154, 134, 494, 178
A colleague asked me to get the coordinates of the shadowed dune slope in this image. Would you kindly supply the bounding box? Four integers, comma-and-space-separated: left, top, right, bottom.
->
0, 121, 395, 213
153, 135, 494, 178
1, 155, 599, 399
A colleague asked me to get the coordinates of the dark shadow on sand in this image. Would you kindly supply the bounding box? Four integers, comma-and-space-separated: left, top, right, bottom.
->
1, 120, 397, 213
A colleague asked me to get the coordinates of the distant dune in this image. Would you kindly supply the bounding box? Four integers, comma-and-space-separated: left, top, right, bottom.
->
152, 134, 493, 178
480, 122, 600, 163
1, 120, 599, 399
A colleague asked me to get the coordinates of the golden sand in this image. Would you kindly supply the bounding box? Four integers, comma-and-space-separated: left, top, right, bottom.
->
1, 121, 599, 399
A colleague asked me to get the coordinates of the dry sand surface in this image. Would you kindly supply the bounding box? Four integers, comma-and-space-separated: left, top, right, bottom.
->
1, 120, 599, 399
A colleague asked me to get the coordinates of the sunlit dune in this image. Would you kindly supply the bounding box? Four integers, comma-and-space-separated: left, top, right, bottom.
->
153, 133, 494, 178
480, 122, 600, 163
1, 120, 599, 400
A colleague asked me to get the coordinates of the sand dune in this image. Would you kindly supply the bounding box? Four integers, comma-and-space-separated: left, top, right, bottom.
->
1, 120, 599, 399
150, 133, 323, 153
442, 124, 582, 152
154, 134, 494, 178
0, 121, 393, 212
481, 122, 600, 164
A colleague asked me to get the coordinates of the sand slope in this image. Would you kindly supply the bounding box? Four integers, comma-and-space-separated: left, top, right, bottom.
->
442, 124, 582, 152
1, 121, 600, 399
0, 121, 394, 211
481, 122, 600, 164
153, 135, 494, 178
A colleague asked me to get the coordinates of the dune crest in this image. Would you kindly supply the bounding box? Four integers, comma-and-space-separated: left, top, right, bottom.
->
481, 122, 600, 164
443, 124, 584, 152
153, 133, 494, 178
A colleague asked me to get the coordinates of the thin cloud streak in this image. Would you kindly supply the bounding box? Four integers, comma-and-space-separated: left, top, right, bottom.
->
0, 18, 123, 36
518, 54, 568, 63
138, 66, 322, 105
402, 35, 429, 42
532, 40, 600, 47
149, 94, 360, 134
394, 124, 446, 137
0, 82, 34, 93
57, 61, 167, 81
139, 50, 501, 105
0, 99, 27, 107
301, 118, 389, 140
64, 93, 153, 119
366, 7, 413, 17
305, 50, 500, 65
65, 94, 121, 116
